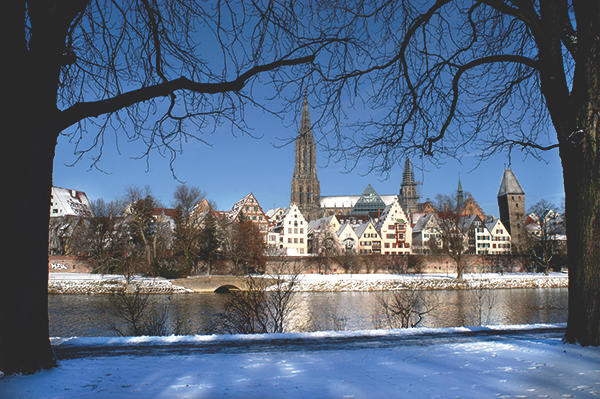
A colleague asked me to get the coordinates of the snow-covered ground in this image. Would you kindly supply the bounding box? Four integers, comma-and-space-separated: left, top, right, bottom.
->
48, 272, 567, 294
289, 272, 568, 292
48, 273, 192, 294
2, 324, 598, 398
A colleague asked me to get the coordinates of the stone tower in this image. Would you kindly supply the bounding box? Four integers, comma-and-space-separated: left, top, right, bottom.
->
497, 169, 526, 252
290, 93, 320, 221
399, 158, 419, 216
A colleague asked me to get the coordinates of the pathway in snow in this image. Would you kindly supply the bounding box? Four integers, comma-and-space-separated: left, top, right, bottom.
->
2, 325, 599, 398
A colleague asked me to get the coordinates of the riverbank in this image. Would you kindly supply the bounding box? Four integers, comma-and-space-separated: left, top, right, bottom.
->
48, 272, 568, 294
48, 273, 192, 294
2, 324, 599, 398
290, 272, 568, 292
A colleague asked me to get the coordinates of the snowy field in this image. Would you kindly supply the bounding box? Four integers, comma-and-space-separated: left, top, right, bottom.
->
2, 324, 599, 399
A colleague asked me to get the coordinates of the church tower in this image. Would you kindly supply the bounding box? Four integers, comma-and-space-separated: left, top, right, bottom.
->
457, 177, 464, 209
399, 158, 419, 217
497, 169, 526, 252
290, 93, 320, 221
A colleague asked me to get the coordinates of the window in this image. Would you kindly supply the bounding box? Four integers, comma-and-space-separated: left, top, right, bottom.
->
294, 238, 298, 243
300, 238, 304, 243
299, 228, 303, 234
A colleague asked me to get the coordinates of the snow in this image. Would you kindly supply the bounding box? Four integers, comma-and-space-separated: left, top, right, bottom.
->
48, 273, 192, 294
2, 325, 599, 398
287, 272, 568, 292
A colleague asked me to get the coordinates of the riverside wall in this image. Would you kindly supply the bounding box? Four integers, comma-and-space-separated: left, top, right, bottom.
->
264, 254, 532, 275
50, 254, 534, 276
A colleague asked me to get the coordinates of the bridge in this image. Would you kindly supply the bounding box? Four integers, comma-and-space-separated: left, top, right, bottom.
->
171, 275, 277, 293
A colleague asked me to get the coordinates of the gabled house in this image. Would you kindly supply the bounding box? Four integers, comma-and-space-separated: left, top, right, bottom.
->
485, 218, 512, 255
225, 193, 269, 242
267, 204, 309, 255
375, 197, 412, 255
353, 220, 382, 254
307, 214, 342, 254
411, 213, 441, 254
50, 187, 93, 217
336, 222, 359, 253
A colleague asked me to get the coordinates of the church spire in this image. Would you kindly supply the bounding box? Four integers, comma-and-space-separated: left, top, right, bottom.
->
300, 89, 311, 137
291, 91, 320, 220
457, 177, 464, 209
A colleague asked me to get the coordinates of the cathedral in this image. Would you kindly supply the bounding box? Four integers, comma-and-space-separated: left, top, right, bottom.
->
290, 94, 421, 221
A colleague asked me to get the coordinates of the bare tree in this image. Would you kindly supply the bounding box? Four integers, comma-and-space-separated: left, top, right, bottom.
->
108, 286, 189, 336
7, 1, 328, 374
172, 185, 205, 275
298, 1, 598, 346
376, 290, 437, 329
432, 195, 471, 280
527, 200, 563, 275
216, 261, 301, 334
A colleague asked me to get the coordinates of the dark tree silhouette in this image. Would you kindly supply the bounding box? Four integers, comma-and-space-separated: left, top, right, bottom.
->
6, 1, 324, 374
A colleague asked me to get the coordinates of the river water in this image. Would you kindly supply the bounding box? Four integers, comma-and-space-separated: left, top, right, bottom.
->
49, 288, 567, 337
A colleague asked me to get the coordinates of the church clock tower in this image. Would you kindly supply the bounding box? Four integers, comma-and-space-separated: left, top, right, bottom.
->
290, 93, 320, 221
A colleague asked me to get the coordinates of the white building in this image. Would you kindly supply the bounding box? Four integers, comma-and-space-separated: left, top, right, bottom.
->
411, 213, 441, 254
486, 218, 512, 255
307, 214, 342, 254
268, 204, 309, 255
50, 187, 93, 217
376, 198, 412, 255
336, 222, 359, 253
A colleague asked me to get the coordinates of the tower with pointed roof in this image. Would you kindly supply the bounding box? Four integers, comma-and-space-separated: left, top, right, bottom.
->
399, 158, 420, 217
497, 169, 526, 252
290, 93, 321, 221
457, 177, 464, 209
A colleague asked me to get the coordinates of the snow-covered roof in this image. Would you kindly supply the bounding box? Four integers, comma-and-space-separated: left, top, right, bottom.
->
412, 213, 437, 233
50, 187, 93, 217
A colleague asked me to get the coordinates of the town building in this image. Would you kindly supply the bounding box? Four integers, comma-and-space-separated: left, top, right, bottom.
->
223, 193, 270, 242
267, 204, 308, 255
497, 169, 526, 252
307, 214, 342, 254
353, 220, 382, 254
376, 197, 412, 255
485, 218, 512, 255
336, 222, 359, 253
411, 213, 441, 254
50, 186, 93, 217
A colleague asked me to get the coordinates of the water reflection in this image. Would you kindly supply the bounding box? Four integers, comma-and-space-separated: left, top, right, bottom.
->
49, 288, 567, 337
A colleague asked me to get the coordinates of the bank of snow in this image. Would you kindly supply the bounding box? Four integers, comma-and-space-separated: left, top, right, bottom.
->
48, 273, 192, 295
288, 272, 568, 292
2, 325, 599, 399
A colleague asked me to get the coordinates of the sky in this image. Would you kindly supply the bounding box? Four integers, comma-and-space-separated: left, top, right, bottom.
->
52, 97, 565, 218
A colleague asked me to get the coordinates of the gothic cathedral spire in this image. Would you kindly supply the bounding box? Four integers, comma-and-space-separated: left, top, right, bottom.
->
291, 92, 320, 220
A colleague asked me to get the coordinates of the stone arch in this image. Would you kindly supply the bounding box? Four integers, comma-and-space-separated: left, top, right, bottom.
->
214, 285, 241, 293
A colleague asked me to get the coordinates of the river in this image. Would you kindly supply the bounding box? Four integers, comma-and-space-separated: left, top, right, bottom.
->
48, 288, 567, 337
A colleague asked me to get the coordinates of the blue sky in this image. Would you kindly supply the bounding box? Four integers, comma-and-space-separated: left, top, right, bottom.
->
52, 98, 565, 217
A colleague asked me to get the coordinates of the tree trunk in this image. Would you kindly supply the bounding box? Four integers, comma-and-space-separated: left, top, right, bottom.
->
563, 108, 600, 346
562, 4, 600, 346
1, 120, 58, 374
